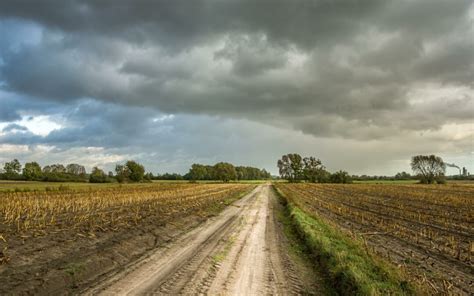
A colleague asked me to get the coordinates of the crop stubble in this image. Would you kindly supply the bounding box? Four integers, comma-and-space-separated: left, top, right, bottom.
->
0, 183, 254, 294
276, 183, 474, 295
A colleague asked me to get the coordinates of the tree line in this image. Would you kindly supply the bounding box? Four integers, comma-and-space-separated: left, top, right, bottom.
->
1, 154, 465, 184
277, 153, 352, 183
187, 163, 271, 182
0, 159, 148, 183
0, 159, 271, 183
277, 153, 465, 184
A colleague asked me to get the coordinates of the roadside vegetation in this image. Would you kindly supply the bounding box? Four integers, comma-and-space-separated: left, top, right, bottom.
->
275, 186, 416, 295
275, 182, 474, 294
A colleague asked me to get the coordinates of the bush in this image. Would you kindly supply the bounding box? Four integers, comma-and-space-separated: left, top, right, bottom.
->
89, 167, 109, 183
330, 170, 353, 184
42, 173, 87, 182
115, 161, 145, 183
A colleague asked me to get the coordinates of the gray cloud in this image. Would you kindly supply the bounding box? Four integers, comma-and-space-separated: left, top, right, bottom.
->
0, 0, 385, 50
0, 0, 472, 174
0, 97, 471, 175
0, 0, 472, 140
2, 123, 28, 132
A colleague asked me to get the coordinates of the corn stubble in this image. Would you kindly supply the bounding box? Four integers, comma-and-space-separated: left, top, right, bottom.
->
0, 183, 252, 238
276, 183, 474, 294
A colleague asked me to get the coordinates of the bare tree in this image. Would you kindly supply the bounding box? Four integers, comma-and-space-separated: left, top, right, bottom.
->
411, 155, 446, 184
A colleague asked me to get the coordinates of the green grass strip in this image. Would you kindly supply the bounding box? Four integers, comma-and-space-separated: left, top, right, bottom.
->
275, 187, 416, 295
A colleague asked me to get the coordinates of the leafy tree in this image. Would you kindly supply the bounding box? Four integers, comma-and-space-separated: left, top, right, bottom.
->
42, 163, 87, 182
144, 172, 154, 181
261, 169, 271, 179
126, 160, 145, 182
187, 163, 269, 181
234, 166, 270, 180
317, 169, 331, 183
156, 173, 184, 180
213, 162, 237, 182
188, 164, 208, 181
288, 154, 304, 181
330, 170, 352, 183
411, 155, 446, 184
23, 162, 42, 180
303, 157, 325, 183
43, 164, 66, 174
277, 154, 355, 184
115, 161, 145, 183
3, 159, 21, 179
115, 164, 128, 183
66, 163, 86, 175
89, 167, 107, 183
277, 155, 291, 180
277, 153, 304, 182
394, 171, 411, 180
203, 165, 214, 179
42, 165, 52, 174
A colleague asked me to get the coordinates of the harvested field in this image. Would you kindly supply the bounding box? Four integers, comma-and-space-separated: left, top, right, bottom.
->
0, 183, 254, 294
0, 183, 251, 234
275, 183, 474, 295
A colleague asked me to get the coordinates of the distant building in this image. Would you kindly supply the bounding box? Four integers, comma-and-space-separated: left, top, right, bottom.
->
462, 167, 468, 176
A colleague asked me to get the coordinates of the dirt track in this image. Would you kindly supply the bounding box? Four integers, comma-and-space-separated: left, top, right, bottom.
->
86, 184, 319, 295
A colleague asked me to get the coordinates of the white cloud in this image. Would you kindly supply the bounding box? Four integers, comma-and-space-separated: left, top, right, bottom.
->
19, 115, 62, 136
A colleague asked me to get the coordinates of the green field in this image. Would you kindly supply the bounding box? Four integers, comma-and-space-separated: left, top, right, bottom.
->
353, 180, 418, 184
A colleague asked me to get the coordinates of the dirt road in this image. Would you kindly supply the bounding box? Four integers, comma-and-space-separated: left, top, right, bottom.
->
86, 184, 320, 295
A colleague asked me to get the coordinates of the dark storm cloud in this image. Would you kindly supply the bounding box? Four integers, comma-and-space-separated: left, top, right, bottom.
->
0, 98, 158, 147
0, 0, 384, 49
0, 103, 22, 122
0, 90, 69, 122
1, 0, 472, 140
0, 95, 472, 175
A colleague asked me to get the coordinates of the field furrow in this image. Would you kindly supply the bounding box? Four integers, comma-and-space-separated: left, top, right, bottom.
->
275, 183, 474, 295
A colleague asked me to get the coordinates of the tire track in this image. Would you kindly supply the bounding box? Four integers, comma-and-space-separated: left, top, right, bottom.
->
85, 184, 322, 295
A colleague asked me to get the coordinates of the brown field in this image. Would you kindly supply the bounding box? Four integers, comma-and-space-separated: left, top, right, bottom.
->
0, 183, 254, 294
275, 183, 474, 295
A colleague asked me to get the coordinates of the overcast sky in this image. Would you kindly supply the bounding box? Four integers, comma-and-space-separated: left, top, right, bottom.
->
0, 0, 473, 175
